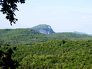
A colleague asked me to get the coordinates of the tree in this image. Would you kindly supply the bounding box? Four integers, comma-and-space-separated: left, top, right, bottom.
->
0, 0, 25, 25
0, 47, 17, 69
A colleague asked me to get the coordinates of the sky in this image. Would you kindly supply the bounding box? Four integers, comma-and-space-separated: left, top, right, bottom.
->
0, 0, 92, 34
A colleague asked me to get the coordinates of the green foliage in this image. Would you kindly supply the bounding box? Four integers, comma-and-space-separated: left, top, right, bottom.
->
0, 29, 92, 45
0, 29, 92, 69
0, 45, 17, 68
1, 40, 92, 69
0, 0, 25, 24
0, 29, 48, 45
47, 32, 92, 40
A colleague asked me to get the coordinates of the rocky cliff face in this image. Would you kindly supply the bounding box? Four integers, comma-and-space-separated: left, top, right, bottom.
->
31, 24, 55, 34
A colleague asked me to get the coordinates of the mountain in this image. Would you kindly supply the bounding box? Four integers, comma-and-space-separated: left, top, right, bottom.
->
31, 24, 55, 34
0, 24, 92, 45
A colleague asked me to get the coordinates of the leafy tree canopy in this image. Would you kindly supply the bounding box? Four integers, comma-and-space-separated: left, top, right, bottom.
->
0, 0, 25, 25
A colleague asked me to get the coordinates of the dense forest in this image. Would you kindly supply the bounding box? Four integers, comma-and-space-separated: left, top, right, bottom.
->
0, 28, 92, 45
0, 27, 92, 69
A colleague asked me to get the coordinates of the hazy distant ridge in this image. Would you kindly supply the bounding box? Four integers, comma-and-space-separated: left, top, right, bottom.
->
0, 24, 92, 44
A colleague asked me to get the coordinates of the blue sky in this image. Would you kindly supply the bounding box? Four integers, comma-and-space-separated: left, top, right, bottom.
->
0, 0, 92, 34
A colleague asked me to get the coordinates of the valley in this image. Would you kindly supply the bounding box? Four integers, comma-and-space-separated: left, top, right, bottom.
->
0, 24, 92, 69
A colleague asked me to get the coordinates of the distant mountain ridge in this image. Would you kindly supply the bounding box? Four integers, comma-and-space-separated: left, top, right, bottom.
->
31, 24, 55, 34
0, 24, 92, 45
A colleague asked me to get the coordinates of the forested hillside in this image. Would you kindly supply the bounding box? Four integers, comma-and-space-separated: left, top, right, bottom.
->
0, 27, 92, 69
0, 29, 48, 45
0, 40, 92, 69
0, 28, 92, 45
47, 32, 92, 40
